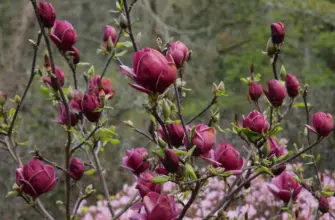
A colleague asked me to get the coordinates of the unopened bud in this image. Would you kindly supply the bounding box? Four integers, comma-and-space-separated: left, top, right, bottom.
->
158, 137, 167, 149
119, 13, 128, 29
14, 95, 21, 104
67, 87, 74, 100
0, 91, 7, 106
162, 99, 171, 122
123, 120, 134, 127
280, 65, 286, 80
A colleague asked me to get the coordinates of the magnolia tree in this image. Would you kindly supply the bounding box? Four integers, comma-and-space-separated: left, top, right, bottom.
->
0, 0, 334, 220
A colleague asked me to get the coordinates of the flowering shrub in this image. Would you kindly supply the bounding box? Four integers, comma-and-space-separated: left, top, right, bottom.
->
0, 1, 334, 220
79, 165, 335, 220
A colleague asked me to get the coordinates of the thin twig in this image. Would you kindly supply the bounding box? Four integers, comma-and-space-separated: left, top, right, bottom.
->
71, 191, 94, 220
36, 152, 70, 175
91, 144, 115, 216
112, 195, 141, 220
8, 32, 42, 136
178, 181, 202, 220
100, 28, 123, 80
35, 199, 55, 220
71, 125, 101, 155
173, 83, 190, 147
132, 127, 155, 142
187, 96, 217, 125
124, 0, 138, 51
151, 109, 172, 148
269, 106, 273, 129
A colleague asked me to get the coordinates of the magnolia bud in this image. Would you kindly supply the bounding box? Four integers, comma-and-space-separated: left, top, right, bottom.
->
271, 22, 285, 44
0, 91, 7, 105
14, 95, 21, 104
69, 157, 85, 180
119, 13, 128, 29
248, 82, 262, 101
162, 99, 171, 122
319, 196, 329, 214
37, 1, 56, 28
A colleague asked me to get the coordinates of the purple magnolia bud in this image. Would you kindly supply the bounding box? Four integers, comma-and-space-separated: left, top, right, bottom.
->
0, 91, 7, 105
271, 22, 285, 44
267, 137, 287, 158
69, 157, 85, 180
161, 148, 179, 173
135, 171, 162, 197
70, 47, 80, 64
55, 104, 79, 126
267, 171, 302, 202
37, 1, 56, 28
88, 75, 115, 100
242, 110, 269, 133
120, 48, 177, 94
285, 74, 300, 98
70, 90, 83, 113
263, 80, 286, 107
103, 25, 117, 52
130, 192, 179, 220
42, 66, 65, 90
159, 123, 184, 147
121, 147, 150, 175
319, 196, 329, 214
16, 159, 58, 197
202, 142, 243, 175
81, 94, 101, 122
308, 112, 334, 137
50, 20, 77, 51
167, 41, 190, 68
187, 124, 216, 156
248, 82, 262, 101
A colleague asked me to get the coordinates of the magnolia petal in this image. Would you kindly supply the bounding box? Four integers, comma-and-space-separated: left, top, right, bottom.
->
120, 65, 136, 79
129, 83, 152, 94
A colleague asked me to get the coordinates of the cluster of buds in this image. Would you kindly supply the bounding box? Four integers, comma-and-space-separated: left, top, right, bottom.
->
38, 1, 80, 64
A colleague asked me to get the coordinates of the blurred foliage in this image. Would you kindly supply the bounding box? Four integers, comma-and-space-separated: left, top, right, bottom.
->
0, 0, 335, 218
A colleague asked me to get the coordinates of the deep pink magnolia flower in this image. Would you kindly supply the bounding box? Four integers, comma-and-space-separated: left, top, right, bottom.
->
122, 148, 150, 175
263, 80, 286, 107
136, 171, 162, 197
50, 20, 77, 51
242, 110, 269, 133
120, 48, 177, 94
0, 91, 7, 105
81, 94, 101, 122
202, 142, 244, 175
305, 112, 334, 137
268, 137, 287, 158
130, 192, 179, 220
37, 1, 56, 28
249, 82, 262, 101
167, 41, 190, 68
16, 159, 58, 197
42, 66, 65, 90
159, 123, 184, 147
319, 196, 329, 214
70, 90, 84, 113
103, 25, 117, 51
160, 148, 179, 173
186, 124, 216, 156
270, 22, 285, 44
285, 74, 300, 98
69, 157, 85, 180
88, 75, 115, 99
55, 104, 79, 127
70, 46, 80, 64
267, 171, 302, 202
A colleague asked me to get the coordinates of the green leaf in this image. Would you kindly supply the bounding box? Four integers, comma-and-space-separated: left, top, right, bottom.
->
293, 102, 312, 108
116, 41, 133, 49
40, 85, 51, 94
87, 65, 95, 77
8, 108, 16, 121
84, 169, 96, 176
5, 190, 17, 198
152, 175, 170, 184
187, 145, 197, 157
114, 50, 128, 57
321, 191, 334, 197
240, 77, 249, 85
275, 151, 293, 163
255, 166, 273, 176
218, 171, 233, 178
185, 163, 197, 180
172, 148, 188, 156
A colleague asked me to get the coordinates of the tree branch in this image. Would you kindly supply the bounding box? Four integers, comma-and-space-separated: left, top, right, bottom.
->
187, 96, 217, 125
124, 0, 138, 51
91, 143, 115, 216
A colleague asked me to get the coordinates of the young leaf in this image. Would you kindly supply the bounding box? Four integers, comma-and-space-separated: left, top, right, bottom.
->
152, 175, 170, 184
